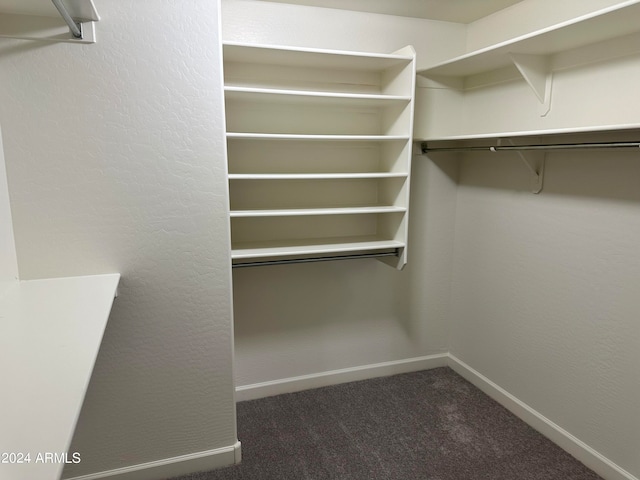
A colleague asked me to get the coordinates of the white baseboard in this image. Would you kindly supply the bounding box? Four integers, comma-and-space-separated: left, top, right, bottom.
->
447, 354, 638, 480
64, 441, 241, 480
67, 354, 637, 480
235, 353, 449, 401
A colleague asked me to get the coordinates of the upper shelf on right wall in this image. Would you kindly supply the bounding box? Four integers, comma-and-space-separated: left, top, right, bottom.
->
415, 0, 640, 141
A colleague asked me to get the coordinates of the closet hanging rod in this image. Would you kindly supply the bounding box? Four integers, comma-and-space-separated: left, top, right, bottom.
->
51, 0, 82, 38
232, 250, 398, 268
421, 141, 640, 154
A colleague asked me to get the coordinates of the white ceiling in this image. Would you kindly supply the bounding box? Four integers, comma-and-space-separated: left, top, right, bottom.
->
260, 0, 525, 23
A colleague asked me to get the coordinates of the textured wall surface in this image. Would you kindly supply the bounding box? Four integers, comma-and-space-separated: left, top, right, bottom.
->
0, 0, 237, 477
222, 0, 461, 388
448, 145, 640, 478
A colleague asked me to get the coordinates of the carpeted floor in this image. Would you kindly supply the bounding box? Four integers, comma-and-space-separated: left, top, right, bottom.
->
170, 367, 602, 480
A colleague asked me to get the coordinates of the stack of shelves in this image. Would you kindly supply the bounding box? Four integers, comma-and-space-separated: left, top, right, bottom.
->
223, 43, 416, 269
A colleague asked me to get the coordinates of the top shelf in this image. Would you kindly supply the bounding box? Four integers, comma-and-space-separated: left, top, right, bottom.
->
224, 42, 413, 71
418, 0, 640, 78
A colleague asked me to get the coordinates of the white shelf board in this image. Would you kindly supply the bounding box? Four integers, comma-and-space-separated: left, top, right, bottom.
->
0, 273, 120, 480
418, 0, 640, 78
226, 133, 409, 141
232, 237, 404, 260
228, 173, 408, 180
224, 86, 410, 106
0, 0, 99, 43
417, 122, 640, 143
230, 206, 406, 217
0, 0, 99, 21
223, 42, 413, 71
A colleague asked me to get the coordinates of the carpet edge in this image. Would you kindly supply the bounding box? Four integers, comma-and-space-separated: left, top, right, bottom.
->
447, 354, 638, 480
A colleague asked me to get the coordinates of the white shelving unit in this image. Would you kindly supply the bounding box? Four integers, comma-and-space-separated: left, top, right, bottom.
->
223, 42, 416, 269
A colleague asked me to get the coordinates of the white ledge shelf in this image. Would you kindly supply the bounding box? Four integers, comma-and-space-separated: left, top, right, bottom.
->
228, 173, 408, 180
230, 206, 406, 218
0, 0, 100, 43
0, 273, 120, 480
223, 42, 413, 70
225, 87, 411, 106
232, 237, 404, 261
418, 0, 640, 78
226, 133, 409, 142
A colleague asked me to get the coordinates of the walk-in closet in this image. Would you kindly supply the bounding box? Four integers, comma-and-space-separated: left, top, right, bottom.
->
1, 1, 639, 479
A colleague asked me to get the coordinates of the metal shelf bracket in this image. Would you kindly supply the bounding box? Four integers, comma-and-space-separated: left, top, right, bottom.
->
498, 139, 545, 194
509, 53, 553, 117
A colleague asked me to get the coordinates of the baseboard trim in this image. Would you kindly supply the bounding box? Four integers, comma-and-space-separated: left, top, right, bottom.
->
64, 441, 241, 480
447, 354, 638, 480
68, 355, 636, 480
235, 353, 449, 401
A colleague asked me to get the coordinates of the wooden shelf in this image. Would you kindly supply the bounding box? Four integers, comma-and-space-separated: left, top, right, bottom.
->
229, 173, 408, 180
226, 133, 410, 141
225, 87, 411, 106
224, 42, 413, 71
0, 0, 99, 43
223, 43, 415, 269
232, 237, 404, 260
230, 206, 406, 218
418, 0, 640, 78
0, 273, 120, 480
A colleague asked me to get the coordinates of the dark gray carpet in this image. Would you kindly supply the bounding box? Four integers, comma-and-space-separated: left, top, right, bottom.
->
171, 367, 602, 480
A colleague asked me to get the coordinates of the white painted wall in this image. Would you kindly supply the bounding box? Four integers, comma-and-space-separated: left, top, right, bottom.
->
424, 3, 640, 477
0, 0, 237, 477
448, 141, 640, 478
0, 127, 18, 298
222, 0, 461, 388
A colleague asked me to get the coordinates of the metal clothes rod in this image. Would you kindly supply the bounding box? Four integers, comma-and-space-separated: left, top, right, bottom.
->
232, 250, 398, 268
422, 141, 640, 154
51, 0, 82, 39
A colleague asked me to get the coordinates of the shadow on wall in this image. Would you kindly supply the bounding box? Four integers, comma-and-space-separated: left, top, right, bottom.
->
232, 257, 409, 338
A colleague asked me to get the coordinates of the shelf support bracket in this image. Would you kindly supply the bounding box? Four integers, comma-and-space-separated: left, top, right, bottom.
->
498, 139, 545, 194
0, 13, 96, 43
509, 53, 553, 117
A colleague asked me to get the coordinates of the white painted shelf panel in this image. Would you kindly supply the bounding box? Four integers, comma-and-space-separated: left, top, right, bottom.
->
418, 0, 640, 78
224, 42, 413, 72
230, 206, 406, 218
0, 0, 99, 21
232, 237, 404, 260
228, 173, 408, 180
224, 86, 411, 106
0, 273, 120, 480
226, 133, 410, 141
0, 0, 99, 43
226, 97, 411, 136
